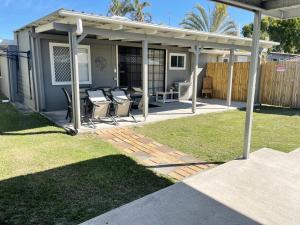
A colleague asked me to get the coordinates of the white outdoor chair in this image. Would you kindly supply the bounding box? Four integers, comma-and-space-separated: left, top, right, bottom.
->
87, 90, 116, 128
110, 89, 137, 125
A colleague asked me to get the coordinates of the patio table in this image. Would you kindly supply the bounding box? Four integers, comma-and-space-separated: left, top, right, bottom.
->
156, 91, 179, 103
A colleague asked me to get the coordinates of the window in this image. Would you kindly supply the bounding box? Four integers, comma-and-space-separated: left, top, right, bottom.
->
49, 43, 92, 85
169, 53, 186, 70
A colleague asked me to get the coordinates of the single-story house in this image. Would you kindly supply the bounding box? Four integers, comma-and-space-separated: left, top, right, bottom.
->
1, 9, 278, 130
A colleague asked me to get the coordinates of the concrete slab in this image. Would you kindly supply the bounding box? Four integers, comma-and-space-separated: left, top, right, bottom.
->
80, 148, 300, 225
43, 98, 247, 132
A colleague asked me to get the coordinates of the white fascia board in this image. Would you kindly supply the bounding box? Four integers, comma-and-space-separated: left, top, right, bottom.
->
35, 23, 55, 33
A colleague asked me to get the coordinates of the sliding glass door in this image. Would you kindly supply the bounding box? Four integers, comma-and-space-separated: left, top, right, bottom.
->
118, 46, 165, 95
148, 49, 165, 95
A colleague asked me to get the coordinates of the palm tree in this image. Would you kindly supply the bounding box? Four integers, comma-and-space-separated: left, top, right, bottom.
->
107, 0, 133, 17
180, 3, 238, 36
130, 0, 152, 22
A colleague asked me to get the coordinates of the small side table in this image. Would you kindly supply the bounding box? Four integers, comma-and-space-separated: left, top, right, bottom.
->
156, 91, 179, 103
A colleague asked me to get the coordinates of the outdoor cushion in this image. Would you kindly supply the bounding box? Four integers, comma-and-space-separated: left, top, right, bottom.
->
111, 90, 129, 100
87, 90, 107, 102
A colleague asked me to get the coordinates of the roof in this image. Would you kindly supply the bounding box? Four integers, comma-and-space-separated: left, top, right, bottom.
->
269, 52, 300, 56
15, 9, 279, 50
211, 0, 300, 19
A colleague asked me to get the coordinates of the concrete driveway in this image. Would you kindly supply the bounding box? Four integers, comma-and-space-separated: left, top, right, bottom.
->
80, 148, 300, 225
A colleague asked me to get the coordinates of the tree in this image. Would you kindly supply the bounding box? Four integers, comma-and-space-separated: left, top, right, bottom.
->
242, 17, 300, 54
107, 0, 133, 17
130, 0, 152, 22
180, 3, 238, 36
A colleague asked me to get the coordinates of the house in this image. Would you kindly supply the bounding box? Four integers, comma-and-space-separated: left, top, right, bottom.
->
267, 52, 300, 62
4, 9, 278, 129
0, 39, 17, 101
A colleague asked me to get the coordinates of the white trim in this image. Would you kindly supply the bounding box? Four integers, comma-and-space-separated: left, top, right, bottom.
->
169, 53, 186, 70
49, 42, 92, 85
116, 44, 119, 87
165, 49, 168, 92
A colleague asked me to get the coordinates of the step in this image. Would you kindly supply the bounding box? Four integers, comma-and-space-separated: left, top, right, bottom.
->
249, 148, 300, 174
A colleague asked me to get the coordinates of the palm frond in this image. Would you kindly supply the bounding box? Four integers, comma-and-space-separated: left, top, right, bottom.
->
181, 3, 238, 36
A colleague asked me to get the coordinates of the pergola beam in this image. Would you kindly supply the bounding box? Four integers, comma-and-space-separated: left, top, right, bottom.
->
226, 48, 235, 106
243, 11, 262, 159
191, 46, 202, 113
142, 40, 149, 119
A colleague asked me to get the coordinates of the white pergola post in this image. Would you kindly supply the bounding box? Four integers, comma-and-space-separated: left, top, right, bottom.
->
192, 46, 200, 113
243, 11, 262, 159
142, 40, 149, 119
226, 48, 235, 106
69, 32, 81, 130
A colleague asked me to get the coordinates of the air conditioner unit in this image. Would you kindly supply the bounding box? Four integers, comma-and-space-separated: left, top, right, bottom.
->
174, 82, 192, 100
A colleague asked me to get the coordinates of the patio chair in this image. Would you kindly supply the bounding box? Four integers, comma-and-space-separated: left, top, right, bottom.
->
87, 90, 115, 128
202, 76, 213, 98
62, 88, 72, 122
110, 88, 137, 125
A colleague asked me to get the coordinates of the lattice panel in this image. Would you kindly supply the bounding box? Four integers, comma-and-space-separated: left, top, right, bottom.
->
53, 46, 71, 82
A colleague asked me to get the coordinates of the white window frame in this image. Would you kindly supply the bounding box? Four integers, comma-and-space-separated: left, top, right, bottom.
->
169, 53, 186, 70
49, 42, 92, 85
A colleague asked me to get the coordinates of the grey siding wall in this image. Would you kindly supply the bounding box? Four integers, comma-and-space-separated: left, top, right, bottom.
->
166, 50, 192, 89
40, 38, 118, 111
15, 29, 36, 110
0, 50, 10, 98
39, 34, 193, 111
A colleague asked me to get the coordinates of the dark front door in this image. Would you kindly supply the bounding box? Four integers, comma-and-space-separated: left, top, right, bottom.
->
118, 46, 165, 95
119, 46, 142, 88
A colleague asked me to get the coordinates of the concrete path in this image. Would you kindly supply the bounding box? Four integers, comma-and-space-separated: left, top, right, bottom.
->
81, 148, 300, 225
97, 128, 215, 181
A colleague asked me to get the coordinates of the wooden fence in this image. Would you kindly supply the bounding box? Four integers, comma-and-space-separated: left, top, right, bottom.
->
260, 61, 300, 108
205, 61, 300, 108
206, 62, 249, 102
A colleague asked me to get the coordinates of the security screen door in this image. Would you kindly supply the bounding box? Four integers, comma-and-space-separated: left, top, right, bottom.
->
119, 46, 165, 95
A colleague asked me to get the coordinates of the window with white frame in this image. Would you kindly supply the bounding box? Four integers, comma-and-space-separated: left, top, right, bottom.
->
49, 43, 92, 85
169, 53, 186, 70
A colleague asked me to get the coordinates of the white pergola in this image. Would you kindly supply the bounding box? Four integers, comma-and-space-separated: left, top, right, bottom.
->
25, 9, 280, 158
212, 0, 300, 158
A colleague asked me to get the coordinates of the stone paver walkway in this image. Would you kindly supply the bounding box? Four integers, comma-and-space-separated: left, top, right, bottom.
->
97, 128, 214, 181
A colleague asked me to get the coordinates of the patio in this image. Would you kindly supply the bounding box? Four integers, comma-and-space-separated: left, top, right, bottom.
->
43, 98, 247, 132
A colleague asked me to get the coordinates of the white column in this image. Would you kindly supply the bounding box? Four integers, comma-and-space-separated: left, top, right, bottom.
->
192, 46, 200, 113
69, 32, 81, 130
142, 40, 149, 118
243, 11, 262, 159
226, 48, 235, 106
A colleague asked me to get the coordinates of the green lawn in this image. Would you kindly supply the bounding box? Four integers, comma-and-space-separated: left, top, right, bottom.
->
0, 96, 172, 225
135, 106, 300, 162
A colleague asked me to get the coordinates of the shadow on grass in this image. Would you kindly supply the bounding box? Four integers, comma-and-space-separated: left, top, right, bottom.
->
0, 155, 172, 225
0, 101, 66, 135
238, 105, 300, 116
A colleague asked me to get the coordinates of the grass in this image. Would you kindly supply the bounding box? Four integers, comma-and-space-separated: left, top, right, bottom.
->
135, 106, 300, 162
0, 95, 172, 225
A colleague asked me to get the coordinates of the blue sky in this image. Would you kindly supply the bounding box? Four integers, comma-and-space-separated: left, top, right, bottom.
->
0, 0, 254, 39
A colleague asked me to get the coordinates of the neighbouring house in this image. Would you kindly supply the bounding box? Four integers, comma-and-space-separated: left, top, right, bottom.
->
267, 52, 300, 62
5, 9, 277, 121
285, 55, 300, 62
0, 39, 18, 101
